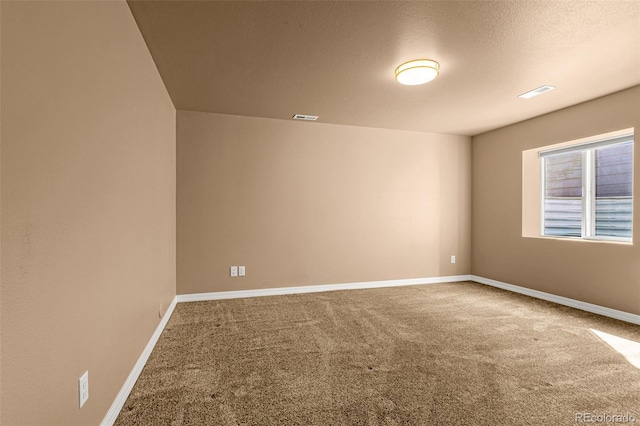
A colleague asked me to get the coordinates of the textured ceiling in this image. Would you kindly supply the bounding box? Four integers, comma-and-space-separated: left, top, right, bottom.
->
127, 1, 640, 136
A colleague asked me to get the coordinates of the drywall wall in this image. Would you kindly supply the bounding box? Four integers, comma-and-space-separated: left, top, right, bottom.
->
472, 86, 640, 315
177, 111, 471, 295
1, 1, 176, 425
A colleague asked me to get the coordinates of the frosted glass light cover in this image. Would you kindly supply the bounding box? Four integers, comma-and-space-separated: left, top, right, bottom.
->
395, 59, 439, 85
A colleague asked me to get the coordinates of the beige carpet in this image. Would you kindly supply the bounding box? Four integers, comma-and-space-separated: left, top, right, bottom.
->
115, 281, 640, 425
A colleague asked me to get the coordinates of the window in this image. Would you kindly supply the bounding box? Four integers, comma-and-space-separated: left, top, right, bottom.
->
540, 133, 633, 241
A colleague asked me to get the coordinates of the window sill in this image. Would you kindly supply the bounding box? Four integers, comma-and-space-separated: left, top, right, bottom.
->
523, 235, 633, 246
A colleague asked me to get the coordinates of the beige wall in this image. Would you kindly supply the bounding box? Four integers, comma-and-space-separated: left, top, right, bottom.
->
472, 86, 640, 315
177, 111, 471, 295
1, 2, 176, 425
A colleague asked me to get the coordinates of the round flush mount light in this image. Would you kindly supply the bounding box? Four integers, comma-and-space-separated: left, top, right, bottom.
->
395, 59, 440, 85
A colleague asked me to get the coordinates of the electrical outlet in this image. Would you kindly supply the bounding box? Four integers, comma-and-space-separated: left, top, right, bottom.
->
230, 266, 238, 277
450, 255, 456, 264
238, 266, 245, 276
78, 371, 89, 408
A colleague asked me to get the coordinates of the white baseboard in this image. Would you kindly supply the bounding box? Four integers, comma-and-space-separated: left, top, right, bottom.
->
177, 275, 639, 325
176, 275, 474, 302
471, 275, 640, 326
101, 296, 178, 426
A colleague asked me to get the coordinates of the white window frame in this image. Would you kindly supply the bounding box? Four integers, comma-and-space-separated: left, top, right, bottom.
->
539, 133, 634, 243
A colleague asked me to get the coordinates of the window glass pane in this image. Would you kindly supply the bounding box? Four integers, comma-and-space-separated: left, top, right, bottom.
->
595, 142, 633, 238
544, 152, 582, 237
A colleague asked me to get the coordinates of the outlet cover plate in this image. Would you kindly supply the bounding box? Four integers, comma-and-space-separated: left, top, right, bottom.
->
79, 371, 89, 408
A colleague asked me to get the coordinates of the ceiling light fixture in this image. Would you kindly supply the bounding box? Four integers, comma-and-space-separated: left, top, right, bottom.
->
518, 85, 556, 99
395, 59, 440, 86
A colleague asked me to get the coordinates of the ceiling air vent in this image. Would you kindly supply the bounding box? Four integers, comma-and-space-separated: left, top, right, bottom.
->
518, 85, 556, 99
292, 114, 319, 121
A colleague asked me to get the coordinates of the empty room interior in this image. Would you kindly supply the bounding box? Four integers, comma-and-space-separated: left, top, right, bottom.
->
1, 1, 640, 425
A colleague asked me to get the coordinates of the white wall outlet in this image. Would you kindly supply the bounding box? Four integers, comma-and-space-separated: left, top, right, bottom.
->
78, 371, 89, 408
238, 266, 245, 276
450, 255, 456, 264
230, 266, 238, 277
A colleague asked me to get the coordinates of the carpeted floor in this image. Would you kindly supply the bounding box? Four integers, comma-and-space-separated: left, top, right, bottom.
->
115, 281, 640, 425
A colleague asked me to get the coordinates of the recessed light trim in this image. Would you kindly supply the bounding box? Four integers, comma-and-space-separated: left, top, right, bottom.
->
395, 59, 440, 86
518, 85, 556, 99
292, 114, 318, 121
